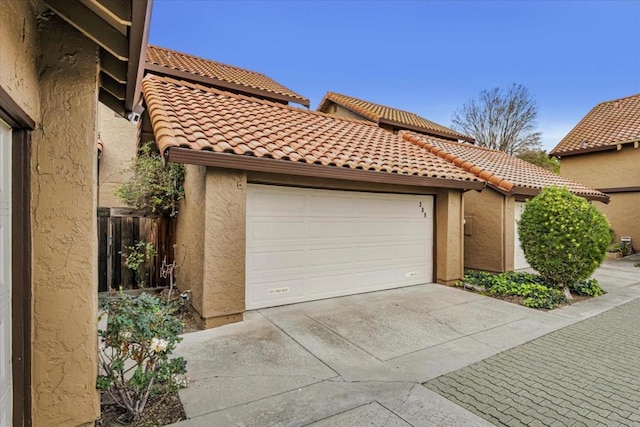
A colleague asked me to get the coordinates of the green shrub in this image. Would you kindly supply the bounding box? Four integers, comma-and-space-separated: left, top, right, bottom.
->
98, 293, 187, 422
461, 271, 566, 309
569, 278, 605, 296
114, 143, 185, 217
121, 240, 157, 288
518, 186, 610, 299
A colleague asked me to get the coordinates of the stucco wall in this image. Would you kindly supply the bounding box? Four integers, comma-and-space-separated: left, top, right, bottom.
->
97, 102, 137, 207
0, 0, 40, 123
175, 164, 206, 315
30, 16, 100, 426
559, 146, 640, 189
330, 103, 370, 122
434, 189, 465, 284
463, 189, 506, 272
597, 193, 640, 249
200, 168, 247, 328
560, 146, 640, 247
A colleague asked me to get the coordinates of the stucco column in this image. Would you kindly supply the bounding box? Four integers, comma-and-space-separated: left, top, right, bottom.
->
199, 168, 247, 328
175, 164, 206, 315
435, 189, 465, 284
30, 16, 100, 426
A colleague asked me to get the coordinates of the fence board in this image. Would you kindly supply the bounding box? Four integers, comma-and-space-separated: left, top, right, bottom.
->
97, 208, 175, 291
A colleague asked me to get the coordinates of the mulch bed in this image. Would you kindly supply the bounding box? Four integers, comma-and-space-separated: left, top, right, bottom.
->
97, 391, 186, 427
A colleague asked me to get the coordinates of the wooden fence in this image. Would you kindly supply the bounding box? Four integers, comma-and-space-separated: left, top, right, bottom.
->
97, 207, 176, 292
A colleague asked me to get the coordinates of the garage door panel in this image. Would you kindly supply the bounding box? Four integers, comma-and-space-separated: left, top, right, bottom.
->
246, 185, 433, 309
308, 195, 355, 216
308, 247, 354, 267
248, 279, 305, 307
250, 220, 306, 240
307, 220, 355, 239
353, 245, 394, 262
248, 191, 306, 215
250, 250, 306, 272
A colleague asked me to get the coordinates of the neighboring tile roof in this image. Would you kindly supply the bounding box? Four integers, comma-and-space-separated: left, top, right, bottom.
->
145, 45, 310, 107
317, 92, 474, 142
402, 131, 609, 202
550, 94, 640, 156
141, 75, 482, 187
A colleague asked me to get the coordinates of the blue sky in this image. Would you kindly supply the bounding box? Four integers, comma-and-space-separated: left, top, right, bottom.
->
149, 1, 640, 151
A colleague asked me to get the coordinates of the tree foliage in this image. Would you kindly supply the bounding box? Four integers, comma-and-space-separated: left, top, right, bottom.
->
114, 144, 185, 217
516, 149, 560, 174
452, 84, 542, 155
518, 187, 610, 299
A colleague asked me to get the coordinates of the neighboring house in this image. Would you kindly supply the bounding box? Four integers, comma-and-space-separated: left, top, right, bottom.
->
0, 1, 151, 426
98, 44, 310, 207
317, 91, 474, 142
140, 74, 484, 328
401, 132, 609, 272
98, 103, 138, 207
551, 94, 640, 250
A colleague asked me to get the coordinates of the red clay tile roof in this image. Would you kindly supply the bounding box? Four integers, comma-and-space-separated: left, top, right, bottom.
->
145, 45, 310, 107
550, 93, 640, 157
317, 92, 474, 142
402, 131, 609, 202
141, 75, 483, 188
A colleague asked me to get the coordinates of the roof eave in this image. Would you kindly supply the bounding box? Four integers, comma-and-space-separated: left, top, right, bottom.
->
506, 185, 609, 204
166, 147, 484, 191
45, 0, 152, 118
145, 62, 310, 107
551, 138, 640, 157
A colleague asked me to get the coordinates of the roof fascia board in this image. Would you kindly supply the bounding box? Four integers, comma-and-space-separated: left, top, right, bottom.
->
551, 139, 640, 157
144, 63, 310, 107
597, 186, 640, 194
125, 0, 152, 114
508, 185, 609, 204
166, 147, 484, 191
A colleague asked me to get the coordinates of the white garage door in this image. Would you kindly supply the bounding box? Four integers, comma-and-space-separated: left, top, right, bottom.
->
514, 201, 530, 270
246, 185, 434, 309
0, 119, 12, 427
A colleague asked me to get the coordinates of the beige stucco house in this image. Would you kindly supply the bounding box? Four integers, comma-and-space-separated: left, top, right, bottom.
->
1, 1, 151, 425
400, 132, 609, 272
317, 91, 474, 142
97, 44, 312, 207
138, 65, 485, 328
551, 94, 640, 250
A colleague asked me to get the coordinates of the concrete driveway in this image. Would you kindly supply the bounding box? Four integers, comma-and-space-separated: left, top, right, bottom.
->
172, 259, 640, 426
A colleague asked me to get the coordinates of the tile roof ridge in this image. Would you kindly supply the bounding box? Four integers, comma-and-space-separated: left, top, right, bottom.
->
399, 131, 514, 192
321, 91, 382, 122
147, 44, 271, 79
144, 74, 379, 128
594, 92, 640, 107
327, 91, 420, 117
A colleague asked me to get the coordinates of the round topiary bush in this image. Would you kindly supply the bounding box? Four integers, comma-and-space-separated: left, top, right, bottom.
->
518, 186, 610, 299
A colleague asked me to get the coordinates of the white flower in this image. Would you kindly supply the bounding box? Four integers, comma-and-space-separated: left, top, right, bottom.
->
150, 337, 169, 353
120, 331, 132, 340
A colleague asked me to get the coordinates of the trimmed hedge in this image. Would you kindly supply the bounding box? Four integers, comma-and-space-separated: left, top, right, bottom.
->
518, 187, 610, 292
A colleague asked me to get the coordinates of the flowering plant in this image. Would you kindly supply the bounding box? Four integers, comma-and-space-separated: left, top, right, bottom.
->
97, 293, 187, 421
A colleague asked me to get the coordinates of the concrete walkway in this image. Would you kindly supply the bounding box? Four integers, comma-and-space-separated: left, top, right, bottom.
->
171, 258, 640, 426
